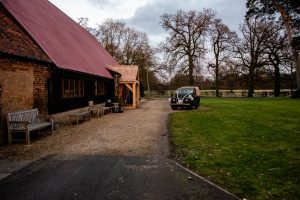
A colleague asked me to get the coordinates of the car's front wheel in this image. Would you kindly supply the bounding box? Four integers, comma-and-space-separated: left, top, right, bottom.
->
171, 105, 177, 110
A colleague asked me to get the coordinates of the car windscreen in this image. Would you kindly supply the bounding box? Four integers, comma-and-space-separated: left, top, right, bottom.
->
176, 88, 193, 98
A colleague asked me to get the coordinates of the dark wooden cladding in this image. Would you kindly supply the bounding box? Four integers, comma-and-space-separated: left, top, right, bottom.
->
48, 70, 114, 114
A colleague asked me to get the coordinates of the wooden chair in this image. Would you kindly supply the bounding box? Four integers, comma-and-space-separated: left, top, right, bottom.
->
88, 101, 103, 117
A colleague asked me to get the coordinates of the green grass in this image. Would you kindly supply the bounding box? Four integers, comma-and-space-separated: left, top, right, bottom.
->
169, 98, 300, 200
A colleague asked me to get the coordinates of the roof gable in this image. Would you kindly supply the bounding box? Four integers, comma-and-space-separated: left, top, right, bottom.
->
108, 65, 139, 83
0, 0, 117, 79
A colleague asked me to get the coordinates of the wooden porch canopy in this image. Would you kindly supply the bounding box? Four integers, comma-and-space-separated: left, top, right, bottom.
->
108, 65, 139, 109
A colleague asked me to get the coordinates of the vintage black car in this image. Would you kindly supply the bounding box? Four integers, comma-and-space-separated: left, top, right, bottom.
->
170, 86, 200, 110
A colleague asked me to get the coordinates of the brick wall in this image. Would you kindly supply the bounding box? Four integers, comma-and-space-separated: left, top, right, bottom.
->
0, 58, 33, 143
0, 5, 53, 143
0, 5, 51, 62
0, 80, 3, 143
33, 64, 51, 114
0, 57, 51, 143
0, 58, 34, 113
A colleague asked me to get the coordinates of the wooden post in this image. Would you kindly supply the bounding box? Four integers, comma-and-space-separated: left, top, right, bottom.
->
133, 83, 136, 109
137, 83, 140, 105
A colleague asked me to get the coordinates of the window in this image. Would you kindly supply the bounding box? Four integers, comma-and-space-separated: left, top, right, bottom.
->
62, 79, 84, 98
95, 81, 107, 96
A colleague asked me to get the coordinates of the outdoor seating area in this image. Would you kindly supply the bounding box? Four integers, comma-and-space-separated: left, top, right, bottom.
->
4, 101, 119, 145
69, 109, 91, 125
67, 101, 115, 126
88, 101, 113, 117
6, 108, 54, 145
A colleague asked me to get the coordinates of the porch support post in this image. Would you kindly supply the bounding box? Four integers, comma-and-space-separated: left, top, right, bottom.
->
137, 83, 140, 104
133, 83, 136, 109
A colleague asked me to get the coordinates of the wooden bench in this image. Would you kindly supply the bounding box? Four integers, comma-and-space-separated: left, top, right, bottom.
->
69, 110, 91, 125
101, 106, 112, 115
99, 103, 112, 115
6, 108, 54, 145
88, 101, 113, 118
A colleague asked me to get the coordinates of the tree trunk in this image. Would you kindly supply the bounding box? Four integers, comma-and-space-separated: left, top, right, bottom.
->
188, 55, 194, 86
293, 48, 300, 89
146, 66, 150, 99
248, 67, 255, 97
274, 64, 281, 97
215, 60, 220, 97
290, 63, 294, 94
274, 1, 300, 90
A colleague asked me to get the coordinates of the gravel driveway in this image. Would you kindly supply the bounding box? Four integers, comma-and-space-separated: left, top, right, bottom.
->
0, 99, 170, 161
0, 99, 239, 200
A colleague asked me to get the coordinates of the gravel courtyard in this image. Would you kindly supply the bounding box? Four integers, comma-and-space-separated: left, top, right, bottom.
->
0, 99, 171, 161
0, 99, 239, 200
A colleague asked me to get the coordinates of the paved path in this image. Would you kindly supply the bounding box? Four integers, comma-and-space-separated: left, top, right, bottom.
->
0, 100, 238, 200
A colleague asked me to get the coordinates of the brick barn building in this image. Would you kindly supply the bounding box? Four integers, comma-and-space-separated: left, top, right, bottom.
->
0, 0, 124, 143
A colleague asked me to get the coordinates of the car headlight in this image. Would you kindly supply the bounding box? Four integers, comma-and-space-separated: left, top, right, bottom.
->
188, 95, 194, 101
184, 98, 190, 102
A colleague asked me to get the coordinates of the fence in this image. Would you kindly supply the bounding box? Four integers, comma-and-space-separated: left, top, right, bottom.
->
144, 89, 292, 98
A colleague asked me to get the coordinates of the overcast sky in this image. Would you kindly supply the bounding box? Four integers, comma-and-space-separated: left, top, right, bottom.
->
49, 0, 247, 46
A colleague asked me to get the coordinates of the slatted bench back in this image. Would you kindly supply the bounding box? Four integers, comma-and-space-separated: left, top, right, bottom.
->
7, 108, 39, 129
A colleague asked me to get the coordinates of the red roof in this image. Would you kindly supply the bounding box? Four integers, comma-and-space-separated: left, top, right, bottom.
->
0, 0, 117, 79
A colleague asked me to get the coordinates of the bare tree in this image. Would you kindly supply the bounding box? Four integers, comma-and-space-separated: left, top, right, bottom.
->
77, 17, 96, 35
96, 19, 125, 58
234, 18, 273, 97
118, 28, 148, 65
223, 62, 242, 92
77, 17, 89, 28
77, 18, 160, 91
132, 34, 158, 98
97, 20, 160, 91
96, 20, 156, 66
246, 0, 300, 94
160, 9, 215, 85
265, 25, 289, 97
209, 18, 237, 97
282, 54, 295, 93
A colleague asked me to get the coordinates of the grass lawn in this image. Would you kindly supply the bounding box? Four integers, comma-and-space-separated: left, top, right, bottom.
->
169, 98, 300, 200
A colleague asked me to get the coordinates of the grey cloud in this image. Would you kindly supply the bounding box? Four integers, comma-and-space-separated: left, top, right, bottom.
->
124, 0, 202, 34
86, 0, 246, 45
123, 0, 246, 45
205, 0, 247, 33
87, 0, 117, 9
